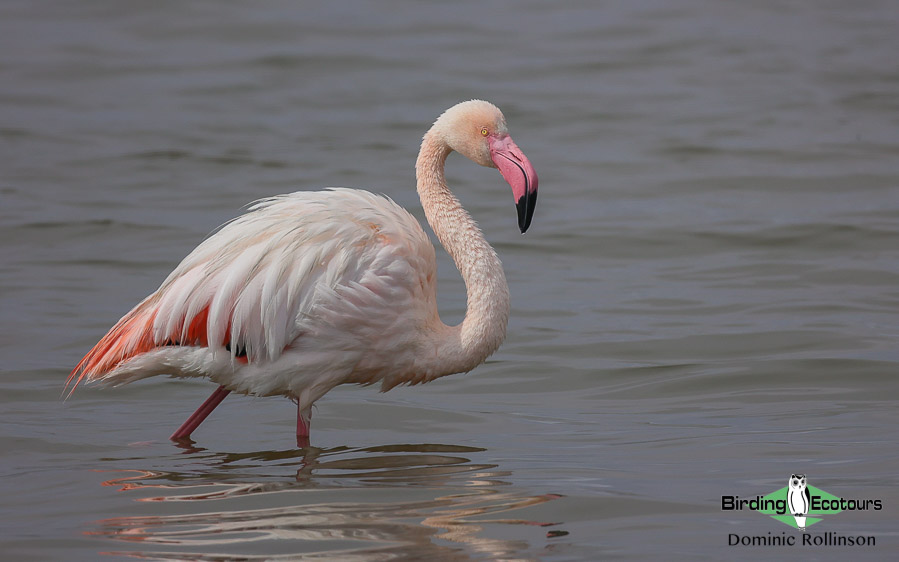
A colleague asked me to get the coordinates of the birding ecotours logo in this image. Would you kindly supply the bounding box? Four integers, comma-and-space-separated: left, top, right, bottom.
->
722, 475, 883, 548
721, 475, 877, 530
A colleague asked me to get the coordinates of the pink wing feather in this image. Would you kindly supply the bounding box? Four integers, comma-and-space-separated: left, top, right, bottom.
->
66, 188, 435, 396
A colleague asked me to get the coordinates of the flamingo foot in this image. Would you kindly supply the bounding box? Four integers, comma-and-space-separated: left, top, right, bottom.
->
170, 385, 231, 441
297, 402, 312, 447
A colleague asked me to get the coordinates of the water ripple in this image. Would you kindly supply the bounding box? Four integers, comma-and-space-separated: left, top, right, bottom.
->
89, 444, 564, 560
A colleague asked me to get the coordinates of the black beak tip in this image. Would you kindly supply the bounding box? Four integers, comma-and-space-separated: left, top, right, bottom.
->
516, 192, 536, 234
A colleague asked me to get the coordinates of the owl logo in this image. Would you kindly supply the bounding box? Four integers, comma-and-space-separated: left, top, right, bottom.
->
787, 474, 810, 531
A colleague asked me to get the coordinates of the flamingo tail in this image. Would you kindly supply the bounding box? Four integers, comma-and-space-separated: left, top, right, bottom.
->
64, 297, 217, 399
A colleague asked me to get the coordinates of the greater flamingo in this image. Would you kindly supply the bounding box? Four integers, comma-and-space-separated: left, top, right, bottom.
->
66, 100, 538, 445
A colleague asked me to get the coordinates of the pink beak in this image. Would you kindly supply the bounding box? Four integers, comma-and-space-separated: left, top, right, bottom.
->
489, 134, 539, 233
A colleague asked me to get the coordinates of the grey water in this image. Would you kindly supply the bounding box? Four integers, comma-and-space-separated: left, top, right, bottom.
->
2, 1, 898, 560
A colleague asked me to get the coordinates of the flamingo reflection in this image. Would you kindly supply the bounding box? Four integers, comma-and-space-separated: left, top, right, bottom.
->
90, 444, 566, 560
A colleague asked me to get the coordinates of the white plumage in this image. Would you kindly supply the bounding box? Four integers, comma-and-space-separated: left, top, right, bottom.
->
67, 100, 539, 443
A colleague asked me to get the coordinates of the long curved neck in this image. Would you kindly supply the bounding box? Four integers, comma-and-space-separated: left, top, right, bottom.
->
415, 130, 510, 376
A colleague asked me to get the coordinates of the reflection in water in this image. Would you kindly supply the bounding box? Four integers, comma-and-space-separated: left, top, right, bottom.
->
91, 444, 564, 560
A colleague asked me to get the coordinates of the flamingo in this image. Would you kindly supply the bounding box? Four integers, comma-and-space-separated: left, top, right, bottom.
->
66, 100, 538, 446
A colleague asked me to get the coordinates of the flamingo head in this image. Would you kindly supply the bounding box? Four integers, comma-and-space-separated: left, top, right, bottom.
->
432, 100, 539, 233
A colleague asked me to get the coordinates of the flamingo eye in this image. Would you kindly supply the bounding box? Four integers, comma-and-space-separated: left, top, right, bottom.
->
480, 127, 489, 137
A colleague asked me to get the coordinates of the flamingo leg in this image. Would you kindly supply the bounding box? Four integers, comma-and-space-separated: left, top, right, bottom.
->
297, 403, 312, 448
170, 385, 231, 441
